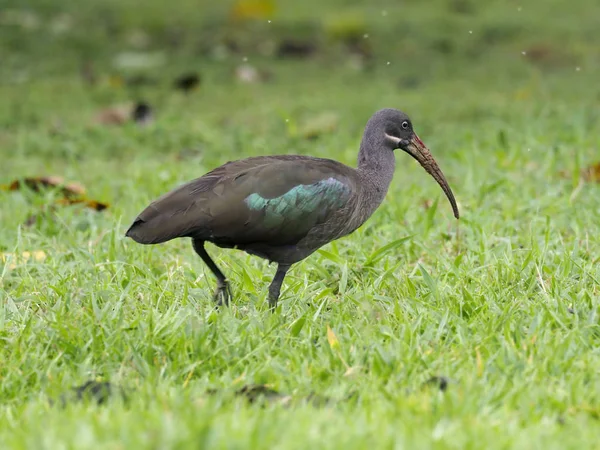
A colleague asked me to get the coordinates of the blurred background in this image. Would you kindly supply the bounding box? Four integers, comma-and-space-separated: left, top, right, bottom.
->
2, 0, 598, 140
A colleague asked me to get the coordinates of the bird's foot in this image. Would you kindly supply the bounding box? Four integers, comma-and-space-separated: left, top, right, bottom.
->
213, 281, 232, 306
267, 293, 279, 312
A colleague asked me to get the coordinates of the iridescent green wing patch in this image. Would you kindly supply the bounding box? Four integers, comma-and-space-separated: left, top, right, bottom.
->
244, 177, 352, 228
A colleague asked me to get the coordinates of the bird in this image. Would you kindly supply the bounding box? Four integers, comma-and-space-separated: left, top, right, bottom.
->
125, 108, 459, 310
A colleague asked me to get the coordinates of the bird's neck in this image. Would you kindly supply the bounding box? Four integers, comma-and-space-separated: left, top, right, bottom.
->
354, 139, 396, 221
357, 137, 396, 192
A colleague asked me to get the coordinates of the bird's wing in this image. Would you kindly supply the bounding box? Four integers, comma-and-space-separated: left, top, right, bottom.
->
126, 156, 357, 245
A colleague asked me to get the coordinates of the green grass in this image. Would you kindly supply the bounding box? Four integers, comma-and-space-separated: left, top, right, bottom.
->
1, 0, 600, 448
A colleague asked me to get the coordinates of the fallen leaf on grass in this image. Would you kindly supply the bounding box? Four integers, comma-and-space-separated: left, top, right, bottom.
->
94, 101, 153, 126
2, 175, 110, 223
1, 176, 85, 198
0, 250, 46, 269
559, 162, 600, 183
581, 163, 600, 182
56, 198, 109, 211
326, 325, 340, 351
94, 104, 130, 125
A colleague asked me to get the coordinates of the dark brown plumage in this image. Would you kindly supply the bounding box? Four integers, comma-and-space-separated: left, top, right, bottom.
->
126, 109, 459, 309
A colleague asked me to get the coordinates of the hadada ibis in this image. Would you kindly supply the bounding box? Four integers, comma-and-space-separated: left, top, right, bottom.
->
126, 108, 459, 309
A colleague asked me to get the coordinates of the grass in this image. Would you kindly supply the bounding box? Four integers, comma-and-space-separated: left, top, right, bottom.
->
1, 0, 600, 448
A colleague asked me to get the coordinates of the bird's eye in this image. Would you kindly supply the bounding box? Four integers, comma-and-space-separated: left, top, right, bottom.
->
401, 121, 410, 130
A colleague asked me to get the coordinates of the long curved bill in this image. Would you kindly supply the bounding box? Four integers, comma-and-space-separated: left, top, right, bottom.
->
406, 134, 460, 219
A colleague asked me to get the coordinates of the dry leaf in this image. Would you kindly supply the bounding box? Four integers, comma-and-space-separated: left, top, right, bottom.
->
326, 325, 340, 351
582, 162, 600, 182
2, 176, 109, 218
93, 101, 153, 126
1, 250, 46, 269
93, 104, 130, 125
1, 176, 85, 198
558, 162, 600, 183
55, 198, 109, 211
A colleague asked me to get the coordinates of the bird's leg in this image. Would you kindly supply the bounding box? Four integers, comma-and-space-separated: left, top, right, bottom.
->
268, 264, 291, 311
192, 239, 231, 306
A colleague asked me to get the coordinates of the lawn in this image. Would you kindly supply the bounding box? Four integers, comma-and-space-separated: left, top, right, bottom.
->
1, 0, 600, 448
